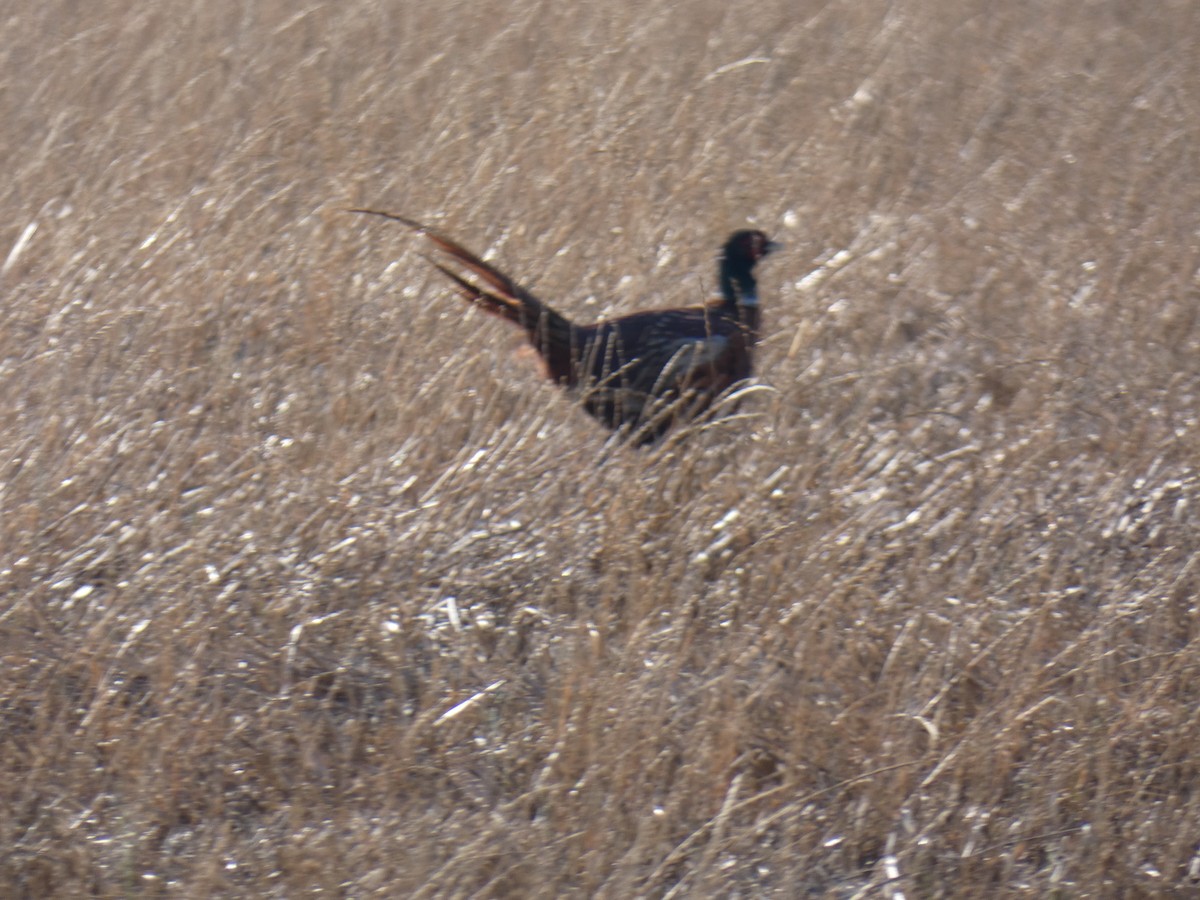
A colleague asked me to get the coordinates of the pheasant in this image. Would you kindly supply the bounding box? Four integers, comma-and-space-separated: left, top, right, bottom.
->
350, 210, 779, 443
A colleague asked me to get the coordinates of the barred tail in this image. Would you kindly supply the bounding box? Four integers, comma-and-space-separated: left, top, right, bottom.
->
349, 209, 575, 377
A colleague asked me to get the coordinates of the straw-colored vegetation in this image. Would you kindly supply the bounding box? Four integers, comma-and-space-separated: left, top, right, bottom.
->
3, 1, 1199, 895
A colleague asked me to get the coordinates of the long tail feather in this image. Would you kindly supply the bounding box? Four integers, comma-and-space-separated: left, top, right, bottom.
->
348, 208, 576, 379
349, 208, 527, 298
426, 258, 524, 321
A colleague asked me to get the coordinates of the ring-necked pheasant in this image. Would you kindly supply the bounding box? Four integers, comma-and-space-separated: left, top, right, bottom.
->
350, 210, 779, 443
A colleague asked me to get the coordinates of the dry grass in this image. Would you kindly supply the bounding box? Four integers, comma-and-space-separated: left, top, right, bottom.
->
3, 0, 1200, 895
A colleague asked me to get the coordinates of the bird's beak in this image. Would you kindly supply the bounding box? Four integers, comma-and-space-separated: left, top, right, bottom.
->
764, 240, 782, 256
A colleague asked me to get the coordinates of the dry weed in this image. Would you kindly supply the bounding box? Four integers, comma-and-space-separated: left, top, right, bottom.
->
3, 0, 1200, 895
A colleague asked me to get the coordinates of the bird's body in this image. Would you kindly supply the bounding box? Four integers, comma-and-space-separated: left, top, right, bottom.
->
351, 210, 778, 443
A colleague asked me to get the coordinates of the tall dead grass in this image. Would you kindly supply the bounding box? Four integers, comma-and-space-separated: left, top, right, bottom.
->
3, 0, 1200, 895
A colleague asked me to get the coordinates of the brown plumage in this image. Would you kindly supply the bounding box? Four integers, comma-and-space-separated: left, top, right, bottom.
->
350, 210, 779, 443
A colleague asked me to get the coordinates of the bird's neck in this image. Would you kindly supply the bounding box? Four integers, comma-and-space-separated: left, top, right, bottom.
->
719, 264, 760, 335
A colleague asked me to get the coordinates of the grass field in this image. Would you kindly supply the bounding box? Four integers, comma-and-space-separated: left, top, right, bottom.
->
4, 0, 1200, 895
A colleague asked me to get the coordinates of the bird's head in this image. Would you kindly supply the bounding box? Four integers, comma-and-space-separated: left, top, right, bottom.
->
723, 230, 781, 268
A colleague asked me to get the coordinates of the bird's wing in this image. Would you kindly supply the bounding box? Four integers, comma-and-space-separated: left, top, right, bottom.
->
650, 335, 732, 392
